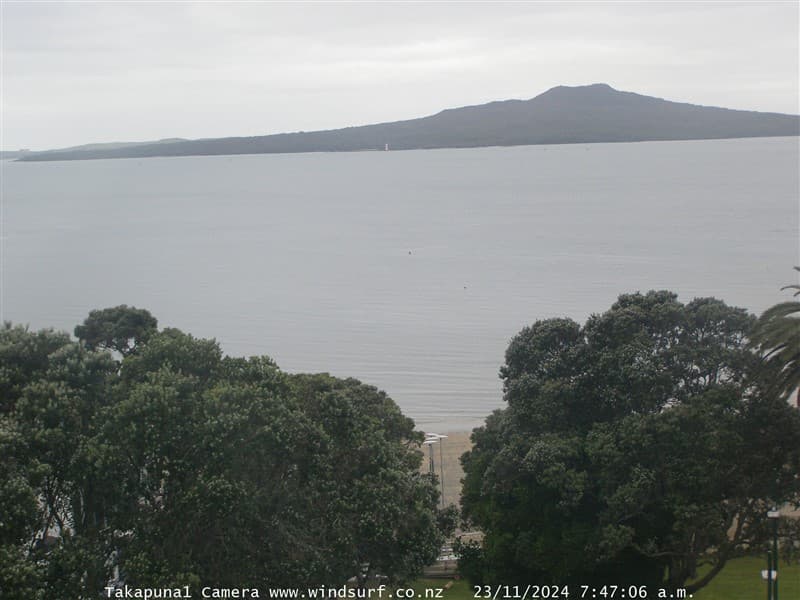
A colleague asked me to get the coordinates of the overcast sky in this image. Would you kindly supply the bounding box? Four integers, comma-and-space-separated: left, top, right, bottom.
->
2, 1, 798, 150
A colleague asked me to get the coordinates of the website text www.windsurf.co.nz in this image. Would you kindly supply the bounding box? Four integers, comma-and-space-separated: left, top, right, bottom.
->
269, 585, 445, 599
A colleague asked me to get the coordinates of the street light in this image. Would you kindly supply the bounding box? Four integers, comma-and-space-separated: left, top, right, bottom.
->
426, 433, 448, 507
766, 508, 780, 600
425, 435, 448, 500
422, 439, 438, 478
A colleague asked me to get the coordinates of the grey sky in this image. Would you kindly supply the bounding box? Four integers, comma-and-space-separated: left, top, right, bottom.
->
2, 1, 798, 150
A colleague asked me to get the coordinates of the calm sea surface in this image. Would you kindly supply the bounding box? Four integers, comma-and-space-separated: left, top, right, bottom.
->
2, 137, 798, 431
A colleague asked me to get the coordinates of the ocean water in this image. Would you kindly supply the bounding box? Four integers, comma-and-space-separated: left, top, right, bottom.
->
2, 137, 798, 431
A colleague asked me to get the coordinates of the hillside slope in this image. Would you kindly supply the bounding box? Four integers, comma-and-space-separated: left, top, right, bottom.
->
19, 84, 799, 161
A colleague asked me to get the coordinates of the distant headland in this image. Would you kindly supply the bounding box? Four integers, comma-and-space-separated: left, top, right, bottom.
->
15, 84, 800, 162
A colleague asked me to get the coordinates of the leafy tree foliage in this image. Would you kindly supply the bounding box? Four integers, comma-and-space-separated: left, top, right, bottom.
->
460, 291, 800, 594
288, 373, 444, 585
0, 420, 43, 599
0, 323, 71, 414
74, 305, 157, 356
0, 322, 123, 594
751, 267, 800, 402
1, 313, 443, 597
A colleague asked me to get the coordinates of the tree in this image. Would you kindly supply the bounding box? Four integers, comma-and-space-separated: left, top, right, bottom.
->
460, 291, 800, 593
751, 267, 800, 402
96, 347, 443, 589
0, 323, 71, 414
0, 420, 44, 599
97, 366, 319, 589
74, 305, 157, 357
1, 314, 445, 595
0, 324, 118, 598
289, 373, 443, 585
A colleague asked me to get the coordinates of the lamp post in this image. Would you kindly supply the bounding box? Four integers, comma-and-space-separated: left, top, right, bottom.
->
422, 439, 437, 477
426, 433, 448, 507
767, 508, 780, 600
765, 550, 772, 600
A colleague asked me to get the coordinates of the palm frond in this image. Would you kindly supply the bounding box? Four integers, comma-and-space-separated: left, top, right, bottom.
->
779, 266, 800, 297
751, 283, 800, 398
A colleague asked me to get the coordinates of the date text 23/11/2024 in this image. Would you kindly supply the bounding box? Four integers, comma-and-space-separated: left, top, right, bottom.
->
472, 585, 692, 599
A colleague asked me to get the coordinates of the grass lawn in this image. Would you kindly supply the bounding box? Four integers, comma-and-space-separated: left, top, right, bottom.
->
692, 556, 798, 600
413, 556, 799, 600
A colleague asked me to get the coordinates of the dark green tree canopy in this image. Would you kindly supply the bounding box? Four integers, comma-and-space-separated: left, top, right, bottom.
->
0, 323, 71, 414
74, 305, 158, 356
2, 312, 444, 597
461, 291, 800, 593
